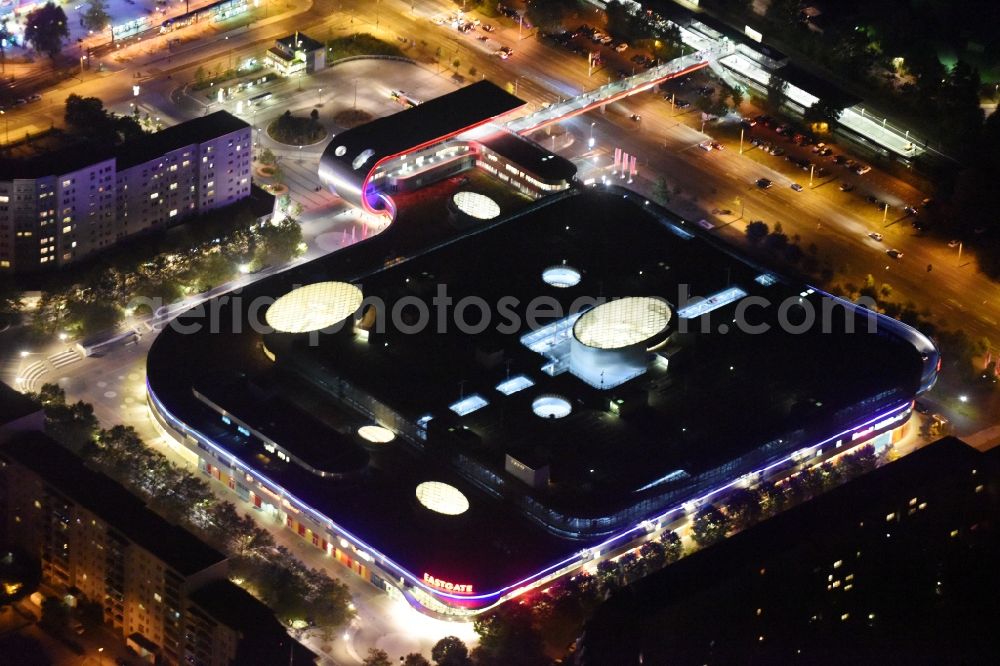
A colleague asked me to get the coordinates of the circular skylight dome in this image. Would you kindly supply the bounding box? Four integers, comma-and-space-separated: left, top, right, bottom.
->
452, 191, 500, 220
542, 265, 581, 288
266, 282, 363, 334
352, 148, 375, 170
334, 145, 347, 157
415, 481, 469, 515
573, 297, 671, 350
532, 395, 572, 419
358, 425, 395, 443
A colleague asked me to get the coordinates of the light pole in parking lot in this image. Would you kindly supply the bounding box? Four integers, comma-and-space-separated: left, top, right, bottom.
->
809, 163, 815, 188
589, 121, 596, 148
739, 127, 744, 154
882, 202, 889, 223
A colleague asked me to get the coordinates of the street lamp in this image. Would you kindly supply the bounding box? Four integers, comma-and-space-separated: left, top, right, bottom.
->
0, 109, 8, 147
589, 121, 596, 148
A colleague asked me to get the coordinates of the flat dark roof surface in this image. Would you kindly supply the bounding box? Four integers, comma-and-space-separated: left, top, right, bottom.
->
583, 437, 1000, 663
322, 80, 524, 168
1, 432, 226, 577
0, 142, 114, 180
0, 381, 42, 425
479, 129, 577, 182
115, 111, 249, 170
277, 33, 324, 53
147, 188, 926, 593
776, 62, 859, 109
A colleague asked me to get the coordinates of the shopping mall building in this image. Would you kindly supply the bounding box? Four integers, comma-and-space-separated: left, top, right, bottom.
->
146, 82, 938, 617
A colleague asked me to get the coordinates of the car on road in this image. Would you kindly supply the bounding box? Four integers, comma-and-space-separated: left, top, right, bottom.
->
28, 93, 42, 103
886, 248, 903, 259
675, 99, 690, 109
832, 154, 847, 164
854, 164, 872, 175
482, 24, 495, 32
903, 205, 918, 216
495, 47, 513, 59
756, 178, 773, 189
948, 239, 960, 248
790, 183, 804, 192
699, 140, 713, 151
615, 43, 629, 52
768, 146, 785, 156
868, 232, 884, 241
839, 182, 855, 192
711, 141, 723, 150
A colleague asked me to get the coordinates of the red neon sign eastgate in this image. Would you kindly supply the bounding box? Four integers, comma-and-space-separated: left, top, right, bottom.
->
423, 573, 474, 594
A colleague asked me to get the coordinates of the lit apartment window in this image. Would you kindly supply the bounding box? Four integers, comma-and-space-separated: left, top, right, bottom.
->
169, 183, 178, 190
63, 225, 72, 234
207, 181, 214, 188
71, 241, 77, 248
169, 209, 178, 217
0, 260, 9, 268
62, 179, 71, 188
169, 165, 177, 172
150, 193, 159, 200
182, 160, 191, 167
0, 195, 8, 203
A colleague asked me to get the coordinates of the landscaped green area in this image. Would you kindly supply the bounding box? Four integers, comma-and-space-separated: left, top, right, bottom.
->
267, 110, 326, 145
326, 33, 405, 61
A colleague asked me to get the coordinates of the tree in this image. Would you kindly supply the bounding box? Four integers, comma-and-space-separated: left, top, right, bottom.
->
472, 603, 550, 666
660, 529, 683, 563
259, 148, 277, 166
194, 65, 207, 86
39, 597, 70, 633
595, 559, 621, 595
0, 19, 11, 75
362, 648, 393, 666
24, 3, 68, 59
765, 75, 788, 113
745, 220, 769, 244
639, 540, 667, 574
65, 94, 107, 133
431, 636, 471, 666
691, 505, 730, 548
725, 488, 762, 531
526, 0, 579, 32
404, 655, 431, 666
82, 0, 110, 31
804, 98, 844, 132
652, 177, 671, 204
0, 548, 40, 610
767, 0, 802, 26
253, 218, 303, 267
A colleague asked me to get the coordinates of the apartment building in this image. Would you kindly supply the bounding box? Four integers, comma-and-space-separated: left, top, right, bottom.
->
0, 430, 314, 666
0, 111, 252, 273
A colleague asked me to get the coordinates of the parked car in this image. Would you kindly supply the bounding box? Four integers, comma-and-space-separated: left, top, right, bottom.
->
615, 43, 629, 52
839, 182, 854, 192
756, 177, 773, 189
698, 140, 713, 151
790, 183, 804, 192
711, 141, 723, 150
854, 164, 872, 175
868, 232, 884, 241
947, 239, 960, 248
886, 248, 903, 259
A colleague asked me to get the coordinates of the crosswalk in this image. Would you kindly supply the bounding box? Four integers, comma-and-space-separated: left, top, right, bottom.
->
49, 349, 82, 369
16, 361, 49, 393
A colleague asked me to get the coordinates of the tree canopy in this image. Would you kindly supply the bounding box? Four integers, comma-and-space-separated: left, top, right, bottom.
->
24, 3, 68, 59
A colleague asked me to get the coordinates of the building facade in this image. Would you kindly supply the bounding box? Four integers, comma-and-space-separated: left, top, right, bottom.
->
0, 432, 313, 666
0, 111, 251, 273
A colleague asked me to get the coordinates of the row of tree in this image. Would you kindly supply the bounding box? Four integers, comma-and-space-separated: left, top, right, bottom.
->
29, 384, 354, 629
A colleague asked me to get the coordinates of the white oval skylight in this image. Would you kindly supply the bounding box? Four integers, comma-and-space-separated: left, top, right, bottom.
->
542, 265, 581, 288
266, 282, 363, 334
334, 145, 347, 157
358, 425, 395, 443
532, 395, 572, 419
452, 191, 500, 220
415, 481, 469, 515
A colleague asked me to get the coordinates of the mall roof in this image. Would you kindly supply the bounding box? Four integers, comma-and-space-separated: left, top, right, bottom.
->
478, 129, 577, 183
321, 80, 525, 169
147, 188, 926, 591
0, 431, 226, 577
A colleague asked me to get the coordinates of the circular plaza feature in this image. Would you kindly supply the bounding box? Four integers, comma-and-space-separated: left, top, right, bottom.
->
542, 265, 581, 288
532, 395, 572, 419
452, 191, 501, 220
415, 481, 469, 516
573, 297, 671, 350
358, 425, 395, 444
265, 282, 363, 334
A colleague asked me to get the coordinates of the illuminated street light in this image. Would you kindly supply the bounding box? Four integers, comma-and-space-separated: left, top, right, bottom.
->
19, 350, 30, 358
959, 395, 968, 403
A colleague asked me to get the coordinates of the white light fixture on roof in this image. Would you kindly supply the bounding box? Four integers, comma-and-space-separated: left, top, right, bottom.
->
416, 481, 469, 515
541, 265, 581, 288
532, 395, 572, 419
496, 375, 534, 395
449, 394, 488, 416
